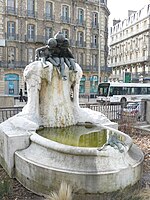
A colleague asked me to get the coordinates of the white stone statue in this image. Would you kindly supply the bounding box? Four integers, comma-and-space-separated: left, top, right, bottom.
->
21, 60, 111, 128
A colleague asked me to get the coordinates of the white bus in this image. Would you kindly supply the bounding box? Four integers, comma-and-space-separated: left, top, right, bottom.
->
96, 82, 150, 104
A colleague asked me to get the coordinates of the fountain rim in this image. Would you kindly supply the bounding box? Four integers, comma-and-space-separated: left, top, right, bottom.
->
30, 124, 133, 156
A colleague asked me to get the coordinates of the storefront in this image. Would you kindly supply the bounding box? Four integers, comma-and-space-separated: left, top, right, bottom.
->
5, 74, 19, 95
79, 75, 86, 94
90, 75, 98, 97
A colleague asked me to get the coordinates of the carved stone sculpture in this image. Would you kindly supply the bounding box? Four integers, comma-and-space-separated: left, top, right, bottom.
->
35, 32, 76, 80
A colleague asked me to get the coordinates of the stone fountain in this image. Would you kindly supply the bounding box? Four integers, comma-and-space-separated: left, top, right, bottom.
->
0, 33, 143, 199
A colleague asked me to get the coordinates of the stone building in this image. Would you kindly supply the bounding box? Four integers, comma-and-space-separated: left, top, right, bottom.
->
109, 4, 150, 83
0, 0, 110, 98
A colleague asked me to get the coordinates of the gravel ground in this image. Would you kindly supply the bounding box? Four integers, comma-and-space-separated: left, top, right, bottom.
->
0, 125, 149, 200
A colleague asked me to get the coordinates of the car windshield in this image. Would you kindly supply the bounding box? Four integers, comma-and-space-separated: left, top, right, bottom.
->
125, 103, 140, 109
127, 104, 137, 109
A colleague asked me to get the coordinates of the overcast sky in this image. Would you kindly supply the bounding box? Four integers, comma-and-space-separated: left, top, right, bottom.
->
107, 0, 150, 27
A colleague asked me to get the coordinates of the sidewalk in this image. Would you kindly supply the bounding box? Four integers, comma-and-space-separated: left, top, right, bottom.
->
79, 97, 97, 104
14, 98, 97, 106
14, 99, 26, 107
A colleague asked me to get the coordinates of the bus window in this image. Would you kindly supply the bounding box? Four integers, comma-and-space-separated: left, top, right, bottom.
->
109, 87, 114, 96
98, 83, 109, 96
123, 87, 128, 95
113, 87, 123, 95
147, 88, 150, 94
141, 87, 147, 94
135, 87, 141, 95
127, 87, 131, 95
131, 88, 135, 94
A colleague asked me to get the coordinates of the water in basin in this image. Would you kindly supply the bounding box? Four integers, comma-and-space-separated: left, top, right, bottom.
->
37, 125, 125, 148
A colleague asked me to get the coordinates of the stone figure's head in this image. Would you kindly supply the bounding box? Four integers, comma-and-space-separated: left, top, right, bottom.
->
54, 31, 65, 44
47, 38, 57, 49
63, 38, 70, 48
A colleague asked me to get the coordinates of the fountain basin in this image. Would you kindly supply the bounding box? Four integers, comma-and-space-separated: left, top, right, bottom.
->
14, 125, 144, 198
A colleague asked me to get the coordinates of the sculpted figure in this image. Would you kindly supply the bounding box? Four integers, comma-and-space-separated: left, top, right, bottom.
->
35, 31, 77, 80
54, 32, 76, 72
97, 133, 126, 153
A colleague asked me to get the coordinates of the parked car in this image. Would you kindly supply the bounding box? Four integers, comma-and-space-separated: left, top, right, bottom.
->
122, 101, 142, 120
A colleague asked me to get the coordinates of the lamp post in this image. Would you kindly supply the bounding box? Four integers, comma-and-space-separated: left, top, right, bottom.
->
98, 0, 101, 83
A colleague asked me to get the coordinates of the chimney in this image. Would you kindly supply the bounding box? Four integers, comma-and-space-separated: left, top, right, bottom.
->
128, 10, 136, 17
113, 19, 121, 26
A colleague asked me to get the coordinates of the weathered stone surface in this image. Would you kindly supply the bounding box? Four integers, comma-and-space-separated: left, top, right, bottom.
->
0, 61, 143, 198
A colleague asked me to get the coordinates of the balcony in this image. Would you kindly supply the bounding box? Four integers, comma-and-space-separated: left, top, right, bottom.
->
25, 35, 48, 44
26, 10, 37, 18
5, 6, 18, 15
76, 41, 86, 48
91, 43, 98, 48
44, 14, 55, 21
61, 16, 71, 24
91, 22, 99, 29
110, 56, 149, 67
82, 65, 92, 72
36, 35, 47, 44
104, 67, 112, 73
0, 61, 28, 69
81, 65, 98, 73
76, 19, 85, 27
25, 35, 35, 42
5, 33, 19, 41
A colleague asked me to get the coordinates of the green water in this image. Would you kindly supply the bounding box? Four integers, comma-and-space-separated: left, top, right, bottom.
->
37, 125, 108, 148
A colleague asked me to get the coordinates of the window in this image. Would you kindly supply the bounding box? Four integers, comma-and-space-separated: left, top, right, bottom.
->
90, 75, 98, 93
62, 5, 69, 22
92, 34, 98, 48
27, 48, 34, 63
27, 24, 35, 40
7, 0, 15, 7
62, 29, 69, 38
46, 1, 53, 19
27, 0, 35, 17
92, 12, 98, 28
7, 47, 15, 66
80, 75, 86, 93
7, 21, 15, 39
78, 8, 84, 25
5, 73, 19, 95
92, 54, 98, 66
45, 27, 52, 40
7, 0, 15, 13
77, 31, 84, 47
78, 52, 84, 66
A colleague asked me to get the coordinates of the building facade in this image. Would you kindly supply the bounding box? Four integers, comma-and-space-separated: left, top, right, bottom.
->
109, 4, 150, 83
0, 0, 110, 98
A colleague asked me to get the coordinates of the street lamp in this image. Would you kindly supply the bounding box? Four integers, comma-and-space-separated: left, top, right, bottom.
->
98, 0, 105, 84
98, 0, 102, 83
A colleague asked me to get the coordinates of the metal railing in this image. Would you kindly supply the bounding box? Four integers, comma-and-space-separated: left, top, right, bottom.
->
0, 107, 23, 123
80, 101, 146, 123
0, 102, 146, 124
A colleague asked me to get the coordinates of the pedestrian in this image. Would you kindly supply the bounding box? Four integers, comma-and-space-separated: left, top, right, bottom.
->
19, 89, 23, 102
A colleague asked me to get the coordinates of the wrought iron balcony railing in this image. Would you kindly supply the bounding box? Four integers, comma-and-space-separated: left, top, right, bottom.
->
44, 14, 55, 21
61, 16, 71, 24
5, 6, 18, 15
91, 22, 99, 29
76, 41, 86, 48
91, 43, 98, 48
76, 19, 85, 27
0, 61, 28, 68
5, 33, 19, 41
26, 10, 37, 18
